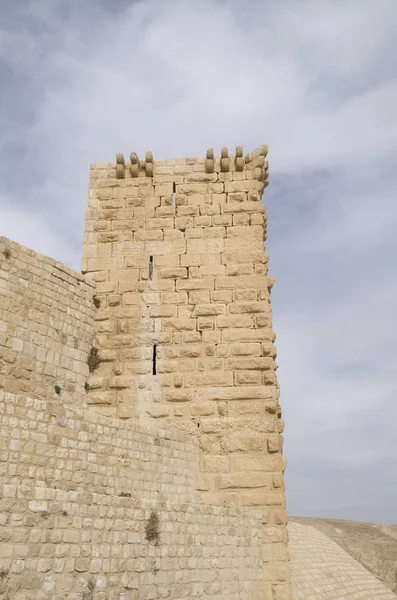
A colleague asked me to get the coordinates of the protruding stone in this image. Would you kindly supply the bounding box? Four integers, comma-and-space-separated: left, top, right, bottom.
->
205, 148, 214, 173
130, 152, 140, 176
245, 144, 268, 163
220, 147, 230, 172
116, 153, 125, 179
145, 151, 154, 177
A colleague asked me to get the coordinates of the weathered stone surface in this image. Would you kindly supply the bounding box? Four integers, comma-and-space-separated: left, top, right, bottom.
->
0, 146, 291, 598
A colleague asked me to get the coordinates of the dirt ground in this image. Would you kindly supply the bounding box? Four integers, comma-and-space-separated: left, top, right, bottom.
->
290, 517, 397, 593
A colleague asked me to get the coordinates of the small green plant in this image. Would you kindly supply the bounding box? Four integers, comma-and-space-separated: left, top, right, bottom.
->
84, 382, 90, 391
3, 248, 11, 259
93, 296, 101, 308
54, 385, 61, 395
119, 492, 131, 498
87, 347, 100, 373
145, 509, 160, 545
41, 511, 49, 519
0, 568, 9, 580
62, 510, 68, 516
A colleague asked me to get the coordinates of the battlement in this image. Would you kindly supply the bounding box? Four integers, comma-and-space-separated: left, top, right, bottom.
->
106, 145, 269, 187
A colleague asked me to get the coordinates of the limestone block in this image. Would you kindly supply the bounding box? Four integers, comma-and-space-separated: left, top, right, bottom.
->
135, 230, 163, 241
178, 183, 208, 195
194, 216, 211, 227
162, 318, 195, 331
146, 217, 174, 229
227, 264, 254, 276
186, 172, 217, 183
231, 343, 262, 356
221, 431, 267, 453
227, 225, 263, 238
267, 434, 282, 453
217, 315, 254, 329
209, 182, 225, 194
201, 455, 230, 472
197, 317, 214, 330
176, 278, 215, 291
232, 213, 250, 226
146, 406, 170, 418
235, 371, 262, 385
212, 214, 232, 226
165, 345, 202, 359
217, 472, 270, 489
164, 389, 194, 402
155, 183, 173, 197
175, 217, 194, 230
159, 268, 187, 279
186, 239, 224, 254
222, 201, 265, 214
185, 228, 203, 239
184, 371, 233, 387
191, 304, 226, 317
227, 357, 275, 371
229, 301, 269, 313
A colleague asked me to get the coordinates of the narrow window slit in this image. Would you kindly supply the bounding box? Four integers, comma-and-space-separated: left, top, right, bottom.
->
152, 344, 157, 375
172, 182, 176, 206
149, 255, 153, 280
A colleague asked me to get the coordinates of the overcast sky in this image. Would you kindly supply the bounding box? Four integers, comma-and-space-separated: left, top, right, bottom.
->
1, 0, 397, 524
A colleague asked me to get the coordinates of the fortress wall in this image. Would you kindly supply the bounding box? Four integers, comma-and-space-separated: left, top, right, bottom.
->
0, 489, 264, 600
0, 146, 290, 598
0, 237, 96, 406
0, 391, 198, 504
82, 149, 290, 597
0, 391, 264, 600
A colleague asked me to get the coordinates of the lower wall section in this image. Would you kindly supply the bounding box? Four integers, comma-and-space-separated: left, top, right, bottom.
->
0, 488, 264, 600
0, 392, 290, 599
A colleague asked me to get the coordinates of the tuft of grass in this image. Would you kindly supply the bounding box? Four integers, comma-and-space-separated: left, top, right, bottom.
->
119, 492, 131, 498
3, 248, 11, 259
87, 347, 100, 373
93, 296, 101, 308
145, 509, 160, 545
84, 382, 90, 391
54, 385, 61, 395
0, 568, 9, 580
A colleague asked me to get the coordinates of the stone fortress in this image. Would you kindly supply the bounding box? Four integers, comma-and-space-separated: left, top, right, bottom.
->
0, 145, 396, 600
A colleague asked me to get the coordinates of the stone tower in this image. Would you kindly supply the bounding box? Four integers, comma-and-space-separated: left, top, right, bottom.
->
82, 145, 290, 597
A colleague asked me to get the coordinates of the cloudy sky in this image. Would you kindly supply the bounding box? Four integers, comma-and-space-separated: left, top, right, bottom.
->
1, 0, 397, 523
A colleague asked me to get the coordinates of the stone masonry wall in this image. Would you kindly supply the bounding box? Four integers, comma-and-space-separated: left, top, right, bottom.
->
0, 392, 197, 504
82, 146, 290, 598
0, 391, 264, 600
0, 237, 96, 407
